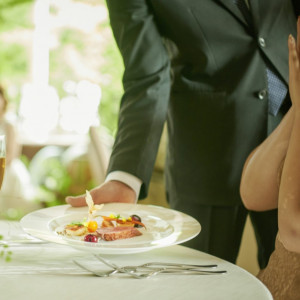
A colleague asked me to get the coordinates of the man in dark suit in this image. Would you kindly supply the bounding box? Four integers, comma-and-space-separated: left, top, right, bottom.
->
67, 0, 297, 267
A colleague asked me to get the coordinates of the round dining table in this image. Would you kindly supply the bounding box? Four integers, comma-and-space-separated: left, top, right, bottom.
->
0, 220, 272, 300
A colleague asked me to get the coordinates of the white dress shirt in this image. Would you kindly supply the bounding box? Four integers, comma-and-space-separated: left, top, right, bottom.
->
105, 171, 142, 202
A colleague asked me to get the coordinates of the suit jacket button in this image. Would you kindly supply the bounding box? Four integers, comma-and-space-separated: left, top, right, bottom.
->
258, 89, 267, 100
258, 37, 266, 48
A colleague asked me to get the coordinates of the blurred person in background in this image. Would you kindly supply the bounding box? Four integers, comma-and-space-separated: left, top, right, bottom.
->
0, 85, 19, 166
0, 85, 37, 216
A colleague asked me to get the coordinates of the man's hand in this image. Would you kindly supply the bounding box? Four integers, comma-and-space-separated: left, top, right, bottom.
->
65, 180, 136, 207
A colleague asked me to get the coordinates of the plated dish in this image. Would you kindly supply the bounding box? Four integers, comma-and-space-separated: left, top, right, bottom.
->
20, 200, 201, 254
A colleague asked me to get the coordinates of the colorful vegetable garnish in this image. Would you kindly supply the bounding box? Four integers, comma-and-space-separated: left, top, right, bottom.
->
84, 234, 98, 243
101, 214, 146, 228
87, 220, 98, 232
70, 221, 85, 226
62, 192, 146, 242
130, 215, 144, 228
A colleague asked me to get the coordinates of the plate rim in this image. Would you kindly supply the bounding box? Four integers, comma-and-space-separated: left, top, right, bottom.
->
20, 203, 201, 254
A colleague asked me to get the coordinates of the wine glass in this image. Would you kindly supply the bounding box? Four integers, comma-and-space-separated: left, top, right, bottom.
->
0, 135, 6, 190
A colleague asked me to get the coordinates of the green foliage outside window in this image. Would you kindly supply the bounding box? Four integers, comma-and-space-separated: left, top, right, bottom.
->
0, 0, 125, 215
0, 0, 124, 135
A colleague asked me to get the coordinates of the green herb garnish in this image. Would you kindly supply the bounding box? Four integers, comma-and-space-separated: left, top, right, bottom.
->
0, 235, 12, 262
70, 221, 84, 226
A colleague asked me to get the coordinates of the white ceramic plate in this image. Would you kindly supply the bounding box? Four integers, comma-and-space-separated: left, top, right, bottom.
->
20, 203, 201, 254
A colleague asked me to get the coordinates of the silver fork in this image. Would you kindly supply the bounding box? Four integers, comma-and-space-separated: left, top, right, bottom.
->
137, 262, 218, 269
94, 255, 218, 271
73, 260, 118, 277
75, 256, 226, 278
93, 255, 164, 279
123, 265, 227, 275
94, 255, 227, 276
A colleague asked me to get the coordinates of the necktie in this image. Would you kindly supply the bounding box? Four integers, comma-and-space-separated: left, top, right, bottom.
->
234, 0, 288, 116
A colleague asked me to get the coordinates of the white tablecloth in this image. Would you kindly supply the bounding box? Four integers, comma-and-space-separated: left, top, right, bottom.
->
0, 221, 272, 300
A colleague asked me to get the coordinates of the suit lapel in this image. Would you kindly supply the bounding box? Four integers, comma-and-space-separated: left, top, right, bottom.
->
216, 0, 249, 27
249, 0, 296, 84
248, 0, 266, 31
250, 0, 296, 34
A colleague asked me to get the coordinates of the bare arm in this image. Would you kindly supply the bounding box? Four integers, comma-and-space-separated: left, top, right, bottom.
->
240, 107, 294, 211
278, 20, 300, 253
241, 18, 300, 253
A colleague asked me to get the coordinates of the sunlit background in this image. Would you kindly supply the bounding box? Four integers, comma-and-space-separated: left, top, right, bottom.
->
0, 0, 126, 218
2, 0, 123, 139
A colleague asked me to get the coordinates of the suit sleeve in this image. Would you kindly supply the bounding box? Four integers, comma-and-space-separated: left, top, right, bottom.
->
105, 0, 171, 199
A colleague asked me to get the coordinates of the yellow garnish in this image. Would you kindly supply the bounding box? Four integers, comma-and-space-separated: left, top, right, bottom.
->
87, 220, 98, 232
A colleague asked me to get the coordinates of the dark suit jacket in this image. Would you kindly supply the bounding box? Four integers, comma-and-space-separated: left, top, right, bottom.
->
106, 0, 297, 206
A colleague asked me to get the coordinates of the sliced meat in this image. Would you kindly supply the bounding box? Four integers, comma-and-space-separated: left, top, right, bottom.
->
96, 226, 142, 241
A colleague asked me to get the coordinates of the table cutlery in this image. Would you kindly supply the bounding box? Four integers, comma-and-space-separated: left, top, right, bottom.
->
93, 255, 165, 279
123, 265, 227, 274
74, 258, 227, 278
135, 262, 218, 269
74, 259, 163, 279
73, 260, 118, 277
94, 255, 224, 272
90, 255, 227, 278
148, 269, 227, 275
